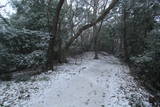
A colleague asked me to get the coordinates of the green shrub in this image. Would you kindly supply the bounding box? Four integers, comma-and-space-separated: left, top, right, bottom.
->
0, 26, 49, 74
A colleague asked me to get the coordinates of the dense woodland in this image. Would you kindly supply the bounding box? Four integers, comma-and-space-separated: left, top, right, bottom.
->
0, 0, 160, 100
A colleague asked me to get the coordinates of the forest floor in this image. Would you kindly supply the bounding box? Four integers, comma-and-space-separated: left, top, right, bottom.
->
0, 52, 153, 107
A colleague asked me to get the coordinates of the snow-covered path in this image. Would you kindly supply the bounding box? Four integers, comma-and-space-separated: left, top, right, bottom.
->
0, 52, 151, 107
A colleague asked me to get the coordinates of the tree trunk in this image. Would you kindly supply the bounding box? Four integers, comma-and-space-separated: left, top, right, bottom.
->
93, 0, 99, 59
122, 6, 129, 62
93, 1, 108, 59
46, 0, 65, 70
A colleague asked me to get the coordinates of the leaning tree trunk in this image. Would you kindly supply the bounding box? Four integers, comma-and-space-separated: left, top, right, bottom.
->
46, 0, 65, 70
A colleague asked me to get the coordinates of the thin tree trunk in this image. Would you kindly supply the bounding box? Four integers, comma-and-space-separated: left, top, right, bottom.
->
93, 0, 99, 59
93, 0, 108, 59
57, 21, 63, 63
122, 6, 129, 62
94, 20, 104, 59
